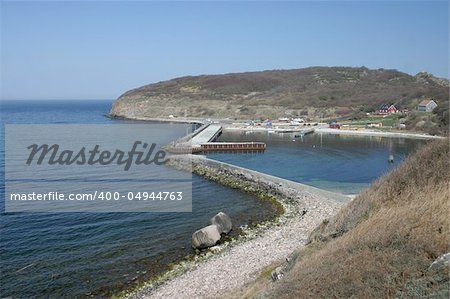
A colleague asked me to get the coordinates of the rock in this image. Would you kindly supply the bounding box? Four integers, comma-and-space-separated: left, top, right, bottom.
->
429, 252, 450, 271
210, 212, 232, 234
209, 246, 221, 253
192, 225, 221, 249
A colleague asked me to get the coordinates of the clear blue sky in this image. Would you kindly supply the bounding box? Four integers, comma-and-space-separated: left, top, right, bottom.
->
1, 1, 448, 100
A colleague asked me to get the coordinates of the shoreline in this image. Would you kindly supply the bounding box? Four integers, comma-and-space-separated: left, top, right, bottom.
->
222, 124, 444, 140
314, 127, 445, 140
108, 114, 204, 125
115, 115, 437, 298
109, 114, 445, 140
121, 155, 349, 298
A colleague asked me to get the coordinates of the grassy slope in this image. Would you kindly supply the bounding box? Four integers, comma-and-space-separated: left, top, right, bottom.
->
110, 67, 449, 134
261, 139, 449, 298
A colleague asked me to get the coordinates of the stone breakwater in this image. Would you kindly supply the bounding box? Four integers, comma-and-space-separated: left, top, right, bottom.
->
124, 155, 349, 299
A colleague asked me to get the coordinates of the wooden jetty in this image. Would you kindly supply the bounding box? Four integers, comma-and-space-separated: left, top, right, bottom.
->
200, 142, 266, 153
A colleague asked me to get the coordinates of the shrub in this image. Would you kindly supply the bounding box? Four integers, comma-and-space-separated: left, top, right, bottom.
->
266, 139, 450, 298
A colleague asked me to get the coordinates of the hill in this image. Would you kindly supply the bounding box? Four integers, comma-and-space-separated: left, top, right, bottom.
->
244, 139, 448, 298
110, 67, 449, 133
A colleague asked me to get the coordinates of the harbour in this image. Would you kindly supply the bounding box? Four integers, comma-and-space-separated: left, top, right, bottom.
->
166, 123, 267, 154
0, 100, 434, 298
165, 122, 319, 154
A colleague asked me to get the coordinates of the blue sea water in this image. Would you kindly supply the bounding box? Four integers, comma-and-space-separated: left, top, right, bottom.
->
0, 101, 428, 297
0, 100, 276, 298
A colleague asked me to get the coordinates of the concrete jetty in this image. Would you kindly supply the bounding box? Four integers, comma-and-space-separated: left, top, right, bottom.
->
190, 124, 223, 146
169, 154, 350, 203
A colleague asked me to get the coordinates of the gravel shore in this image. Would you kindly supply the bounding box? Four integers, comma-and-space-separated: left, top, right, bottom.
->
126, 156, 347, 299
314, 127, 443, 139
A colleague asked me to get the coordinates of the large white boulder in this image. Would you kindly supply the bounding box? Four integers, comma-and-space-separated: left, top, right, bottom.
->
210, 212, 232, 234
191, 225, 221, 249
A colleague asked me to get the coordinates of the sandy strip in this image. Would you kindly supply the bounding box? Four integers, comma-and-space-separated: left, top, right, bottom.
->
109, 115, 443, 140
110, 115, 205, 124
126, 156, 347, 299
314, 128, 443, 139
222, 125, 442, 140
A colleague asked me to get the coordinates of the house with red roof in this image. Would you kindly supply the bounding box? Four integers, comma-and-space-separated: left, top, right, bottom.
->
378, 104, 398, 114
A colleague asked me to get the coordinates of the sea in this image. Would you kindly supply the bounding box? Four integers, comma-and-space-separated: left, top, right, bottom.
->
0, 100, 428, 298
0, 100, 276, 298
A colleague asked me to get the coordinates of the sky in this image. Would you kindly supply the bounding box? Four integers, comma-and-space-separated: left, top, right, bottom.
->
0, 1, 449, 100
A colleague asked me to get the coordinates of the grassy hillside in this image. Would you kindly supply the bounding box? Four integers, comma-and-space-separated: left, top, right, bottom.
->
258, 139, 449, 298
110, 67, 449, 134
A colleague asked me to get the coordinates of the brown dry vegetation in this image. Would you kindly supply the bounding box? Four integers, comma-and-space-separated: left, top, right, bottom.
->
110, 67, 449, 135
261, 139, 450, 298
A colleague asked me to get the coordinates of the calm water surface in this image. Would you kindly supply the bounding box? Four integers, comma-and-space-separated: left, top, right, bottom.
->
209, 130, 428, 194
0, 100, 276, 298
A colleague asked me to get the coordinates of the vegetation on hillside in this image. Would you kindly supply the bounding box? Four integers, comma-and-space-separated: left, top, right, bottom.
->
258, 139, 449, 298
404, 108, 449, 135
111, 67, 449, 134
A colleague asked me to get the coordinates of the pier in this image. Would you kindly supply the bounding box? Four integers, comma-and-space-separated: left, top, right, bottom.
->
190, 124, 223, 146
166, 124, 266, 154
294, 128, 315, 136
200, 142, 266, 153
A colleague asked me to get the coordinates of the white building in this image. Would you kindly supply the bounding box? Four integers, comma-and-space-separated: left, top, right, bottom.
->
417, 99, 438, 112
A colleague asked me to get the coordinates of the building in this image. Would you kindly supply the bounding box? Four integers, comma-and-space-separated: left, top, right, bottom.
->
293, 118, 304, 123
278, 117, 290, 122
417, 99, 438, 112
378, 104, 398, 114
329, 122, 340, 129
367, 122, 383, 128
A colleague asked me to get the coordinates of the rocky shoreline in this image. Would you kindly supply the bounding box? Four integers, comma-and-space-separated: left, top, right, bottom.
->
121, 155, 349, 298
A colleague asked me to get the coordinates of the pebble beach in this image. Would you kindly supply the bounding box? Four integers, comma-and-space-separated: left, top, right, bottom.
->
126, 156, 347, 298
133, 197, 341, 298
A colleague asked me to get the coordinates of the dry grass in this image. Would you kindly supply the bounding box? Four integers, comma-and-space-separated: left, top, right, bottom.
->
264, 139, 450, 298
111, 67, 449, 134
